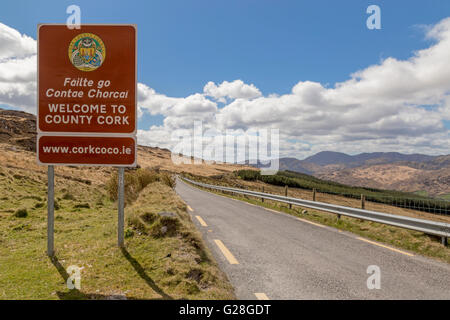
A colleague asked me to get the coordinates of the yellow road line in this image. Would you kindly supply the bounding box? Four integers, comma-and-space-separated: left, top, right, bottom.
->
254, 293, 269, 300
187, 205, 194, 212
195, 215, 208, 227
214, 240, 239, 265
296, 217, 326, 228
356, 237, 414, 257
265, 208, 282, 214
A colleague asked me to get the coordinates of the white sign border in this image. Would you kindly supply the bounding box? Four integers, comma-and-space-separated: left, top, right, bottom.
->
36, 24, 138, 137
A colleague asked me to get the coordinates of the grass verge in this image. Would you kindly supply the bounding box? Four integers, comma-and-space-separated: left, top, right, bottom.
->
0, 166, 234, 300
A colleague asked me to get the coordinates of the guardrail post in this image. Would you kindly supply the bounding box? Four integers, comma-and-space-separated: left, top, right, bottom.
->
443, 237, 448, 247
313, 189, 316, 202
285, 186, 292, 209
361, 194, 366, 210
262, 187, 265, 203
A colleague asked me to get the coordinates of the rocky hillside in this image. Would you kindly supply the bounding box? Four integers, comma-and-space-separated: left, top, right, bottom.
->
318, 164, 450, 198
303, 151, 436, 168
276, 151, 450, 199
0, 108, 36, 151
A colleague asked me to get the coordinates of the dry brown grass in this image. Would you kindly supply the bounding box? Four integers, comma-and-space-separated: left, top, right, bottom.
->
137, 145, 253, 176
0, 143, 251, 187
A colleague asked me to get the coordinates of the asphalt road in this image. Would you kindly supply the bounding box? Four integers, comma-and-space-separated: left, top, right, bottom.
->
175, 178, 450, 300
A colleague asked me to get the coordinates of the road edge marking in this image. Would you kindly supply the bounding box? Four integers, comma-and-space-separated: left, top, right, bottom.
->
296, 217, 326, 228
356, 237, 414, 257
187, 205, 194, 212
195, 215, 208, 227
214, 240, 239, 265
254, 293, 269, 300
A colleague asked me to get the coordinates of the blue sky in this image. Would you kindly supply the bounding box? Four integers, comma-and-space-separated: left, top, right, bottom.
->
0, 1, 449, 157
1, 0, 449, 96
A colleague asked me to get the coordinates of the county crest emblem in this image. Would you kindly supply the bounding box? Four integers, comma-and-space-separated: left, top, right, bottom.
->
68, 33, 106, 72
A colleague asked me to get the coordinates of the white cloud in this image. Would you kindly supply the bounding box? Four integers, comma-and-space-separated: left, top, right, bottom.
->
137, 126, 174, 150
0, 23, 37, 113
138, 83, 218, 130
0, 23, 36, 60
204, 80, 262, 102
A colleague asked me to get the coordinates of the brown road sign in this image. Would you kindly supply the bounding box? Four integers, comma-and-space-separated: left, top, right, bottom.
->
38, 24, 137, 134
38, 24, 137, 166
37, 135, 136, 166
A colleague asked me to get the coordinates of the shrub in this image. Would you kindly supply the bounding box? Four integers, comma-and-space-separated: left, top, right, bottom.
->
106, 173, 118, 201
34, 202, 44, 209
136, 169, 159, 190
160, 173, 175, 189
14, 208, 28, 218
62, 192, 75, 200
106, 171, 139, 202
141, 212, 156, 224
149, 216, 180, 238
106, 168, 168, 203
74, 203, 90, 209
236, 170, 260, 181
125, 228, 134, 238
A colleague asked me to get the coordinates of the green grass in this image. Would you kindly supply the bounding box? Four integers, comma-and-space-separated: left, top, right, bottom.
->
440, 194, 450, 201
0, 166, 234, 300
184, 177, 450, 265
414, 190, 429, 197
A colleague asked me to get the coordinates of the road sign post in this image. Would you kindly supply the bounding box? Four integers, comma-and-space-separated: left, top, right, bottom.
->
47, 165, 54, 257
118, 167, 125, 248
38, 24, 137, 252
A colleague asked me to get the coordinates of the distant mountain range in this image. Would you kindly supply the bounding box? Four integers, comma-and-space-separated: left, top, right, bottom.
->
275, 151, 443, 175
303, 151, 436, 167
253, 151, 450, 198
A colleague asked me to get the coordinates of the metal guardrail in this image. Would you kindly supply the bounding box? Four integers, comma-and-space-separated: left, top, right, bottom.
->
181, 177, 450, 244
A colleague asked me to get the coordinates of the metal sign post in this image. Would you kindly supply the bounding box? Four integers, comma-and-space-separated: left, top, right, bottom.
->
47, 165, 55, 257
118, 167, 125, 248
